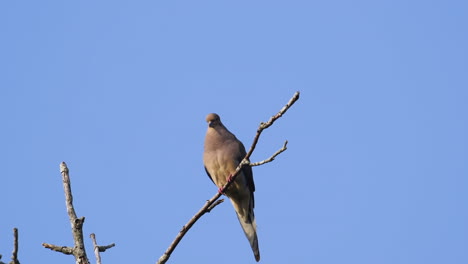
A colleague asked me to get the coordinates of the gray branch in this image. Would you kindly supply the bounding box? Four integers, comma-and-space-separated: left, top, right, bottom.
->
250, 140, 288, 166
42, 243, 74, 255
43, 162, 114, 264
156, 91, 300, 264
90, 233, 116, 264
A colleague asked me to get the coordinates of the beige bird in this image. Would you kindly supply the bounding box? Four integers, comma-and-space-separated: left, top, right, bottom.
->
203, 113, 260, 262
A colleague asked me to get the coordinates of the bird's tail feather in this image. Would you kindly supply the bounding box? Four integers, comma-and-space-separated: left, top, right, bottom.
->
231, 199, 260, 262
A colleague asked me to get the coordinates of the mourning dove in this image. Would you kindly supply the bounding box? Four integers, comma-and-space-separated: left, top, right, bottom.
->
203, 113, 260, 262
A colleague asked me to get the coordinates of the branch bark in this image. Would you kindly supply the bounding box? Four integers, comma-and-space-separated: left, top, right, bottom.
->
0, 228, 20, 264
42, 243, 74, 255
9, 228, 20, 264
43, 162, 114, 264
90, 234, 102, 264
90, 233, 115, 264
42, 162, 90, 264
206, 199, 224, 212
157, 91, 300, 264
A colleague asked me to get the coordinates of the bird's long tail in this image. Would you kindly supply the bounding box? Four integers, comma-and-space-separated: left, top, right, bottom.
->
230, 198, 260, 262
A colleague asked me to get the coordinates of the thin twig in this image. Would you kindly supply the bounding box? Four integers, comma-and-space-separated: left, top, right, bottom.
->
250, 140, 288, 167
156, 91, 300, 264
97, 244, 116, 252
244, 91, 300, 160
206, 199, 224, 212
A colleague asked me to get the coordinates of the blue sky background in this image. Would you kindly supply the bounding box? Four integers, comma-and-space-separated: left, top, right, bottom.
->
1, 1, 467, 263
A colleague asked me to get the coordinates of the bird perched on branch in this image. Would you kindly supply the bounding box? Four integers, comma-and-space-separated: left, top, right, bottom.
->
203, 113, 260, 262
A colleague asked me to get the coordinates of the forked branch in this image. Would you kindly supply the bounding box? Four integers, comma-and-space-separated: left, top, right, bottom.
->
42, 162, 114, 264
90, 233, 116, 264
42, 162, 90, 264
157, 91, 300, 264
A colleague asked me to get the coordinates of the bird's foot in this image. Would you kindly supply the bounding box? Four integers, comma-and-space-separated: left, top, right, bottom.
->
218, 174, 235, 194
227, 174, 234, 183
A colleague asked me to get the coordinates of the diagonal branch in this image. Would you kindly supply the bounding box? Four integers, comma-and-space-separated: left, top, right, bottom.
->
157, 91, 300, 264
244, 91, 299, 160
206, 199, 225, 212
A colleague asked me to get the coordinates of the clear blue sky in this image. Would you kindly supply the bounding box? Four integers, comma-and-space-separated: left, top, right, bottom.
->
1, 1, 467, 263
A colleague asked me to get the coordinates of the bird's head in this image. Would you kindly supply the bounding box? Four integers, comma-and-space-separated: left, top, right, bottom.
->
206, 113, 221, 128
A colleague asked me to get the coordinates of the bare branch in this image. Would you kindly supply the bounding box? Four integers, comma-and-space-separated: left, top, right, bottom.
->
61, 162, 90, 264
244, 91, 300, 160
90, 234, 101, 264
42, 162, 90, 264
206, 199, 224, 212
157, 91, 300, 264
42, 162, 115, 263
157, 198, 223, 264
250, 140, 288, 167
90, 233, 115, 264
42, 243, 74, 255
97, 244, 116, 252
9, 228, 20, 264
